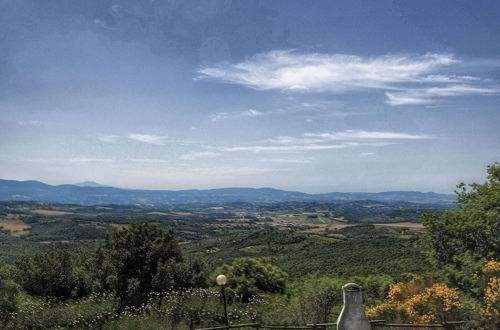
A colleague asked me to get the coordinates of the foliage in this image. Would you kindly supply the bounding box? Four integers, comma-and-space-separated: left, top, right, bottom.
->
15, 250, 91, 300
6, 293, 119, 329
348, 274, 394, 304
423, 163, 500, 293
92, 223, 206, 308
367, 278, 463, 323
0, 263, 21, 326
213, 258, 287, 302
288, 275, 343, 324
478, 260, 500, 326
190, 226, 429, 279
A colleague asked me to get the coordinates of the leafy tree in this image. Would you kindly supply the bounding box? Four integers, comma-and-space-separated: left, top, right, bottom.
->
213, 258, 287, 302
92, 223, 205, 308
15, 250, 91, 300
423, 163, 500, 292
289, 275, 343, 323
0, 263, 20, 327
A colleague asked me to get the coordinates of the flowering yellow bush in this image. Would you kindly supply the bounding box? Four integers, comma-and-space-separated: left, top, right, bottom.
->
484, 260, 500, 273
367, 278, 462, 323
481, 260, 500, 323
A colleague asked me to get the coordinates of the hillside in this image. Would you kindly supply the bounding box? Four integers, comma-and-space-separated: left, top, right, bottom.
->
0, 179, 455, 206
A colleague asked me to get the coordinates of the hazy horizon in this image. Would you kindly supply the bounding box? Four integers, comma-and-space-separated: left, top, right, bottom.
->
0, 177, 462, 195
1, 1, 499, 194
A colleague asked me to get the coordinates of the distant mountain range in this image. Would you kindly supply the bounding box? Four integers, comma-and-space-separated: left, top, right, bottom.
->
0, 179, 456, 206
73, 181, 112, 188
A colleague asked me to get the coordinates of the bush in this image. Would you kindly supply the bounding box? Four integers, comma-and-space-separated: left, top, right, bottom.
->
15, 250, 91, 300
367, 278, 463, 323
0, 263, 21, 326
288, 275, 344, 324
213, 258, 287, 302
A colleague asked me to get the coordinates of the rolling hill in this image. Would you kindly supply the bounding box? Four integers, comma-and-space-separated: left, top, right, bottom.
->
0, 179, 455, 206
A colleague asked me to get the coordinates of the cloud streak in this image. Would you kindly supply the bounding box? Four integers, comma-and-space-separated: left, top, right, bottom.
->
304, 130, 433, 140
210, 108, 264, 122
98, 135, 120, 143
198, 50, 499, 105
180, 151, 221, 160
212, 130, 432, 154
127, 133, 168, 145
385, 85, 499, 105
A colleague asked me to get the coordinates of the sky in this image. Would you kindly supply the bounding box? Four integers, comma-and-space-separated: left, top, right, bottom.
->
0, 0, 499, 193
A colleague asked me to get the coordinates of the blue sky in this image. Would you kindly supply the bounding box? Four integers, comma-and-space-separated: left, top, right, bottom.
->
0, 0, 499, 193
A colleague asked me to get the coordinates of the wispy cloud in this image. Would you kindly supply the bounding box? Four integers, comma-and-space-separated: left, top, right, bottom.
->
210, 108, 263, 122
198, 51, 458, 91
180, 151, 221, 160
359, 152, 376, 157
211, 130, 431, 154
385, 92, 433, 106
258, 157, 313, 164
245, 109, 262, 116
17, 120, 42, 126
127, 133, 167, 145
385, 85, 499, 105
127, 158, 170, 163
218, 143, 358, 153
304, 130, 433, 140
98, 135, 120, 143
67, 157, 115, 163
198, 50, 499, 105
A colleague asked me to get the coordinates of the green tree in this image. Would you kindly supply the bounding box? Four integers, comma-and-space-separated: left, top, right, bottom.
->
93, 223, 205, 308
423, 163, 500, 293
289, 275, 343, 323
0, 263, 21, 327
15, 250, 91, 300
213, 258, 287, 302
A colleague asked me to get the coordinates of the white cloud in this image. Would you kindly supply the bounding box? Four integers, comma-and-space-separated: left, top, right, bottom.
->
259, 157, 312, 164
127, 133, 167, 145
359, 152, 376, 156
245, 109, 262, 116
210, 108, 263, 122
424, 85, 498, 96
128, 158, 170, 163
198, 50, 458, 92
386, 85, 498, 105
217, 143, 360, 153
210, 129, 431, 154
209, 113, 227, 122
304, 130, 433, 140
98, 135, 120, 143
385, 92, 434, 106
180, 151, 221, 160
18, 120, 42, 126
198, 50, 499, 106
67, 157, 115, 163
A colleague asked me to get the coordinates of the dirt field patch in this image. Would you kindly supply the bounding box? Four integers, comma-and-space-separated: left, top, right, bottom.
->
147, 211, 171, 216
31, 209, 73, 216
302, 223, 351, 233
172, 212, 194, 216
110, 223, 129, 229
374, 222, 425, 229
40, 240, 71, 244
0, 219, 31, 236
176, 230, 197, 235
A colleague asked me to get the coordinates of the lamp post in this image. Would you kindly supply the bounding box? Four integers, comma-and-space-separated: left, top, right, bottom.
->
216, 274, 229, 326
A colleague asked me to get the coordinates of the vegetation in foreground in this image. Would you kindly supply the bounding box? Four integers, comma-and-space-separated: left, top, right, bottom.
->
0, 164, 498, 329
